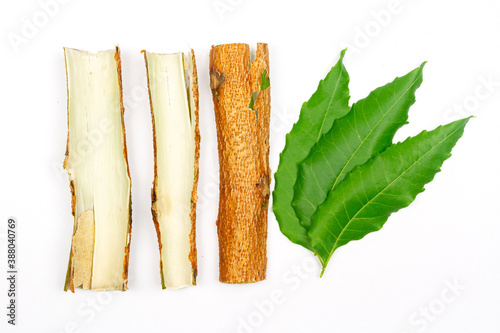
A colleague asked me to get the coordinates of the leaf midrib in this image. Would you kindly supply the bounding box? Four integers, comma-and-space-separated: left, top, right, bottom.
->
315, 67, 346, 141
319, 123, 463, 268
328, 71, 423, 194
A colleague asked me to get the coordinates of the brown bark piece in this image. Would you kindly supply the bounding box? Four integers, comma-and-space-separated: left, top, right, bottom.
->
115, 47, 133, 290
71, 209, 95, 290
210, 43, 271, 283
188, 49, 200, 279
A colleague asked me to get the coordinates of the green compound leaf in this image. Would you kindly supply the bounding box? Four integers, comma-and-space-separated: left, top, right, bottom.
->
309, 117, 471, 275
292, 63, 426, 230
272, 50, 350, 250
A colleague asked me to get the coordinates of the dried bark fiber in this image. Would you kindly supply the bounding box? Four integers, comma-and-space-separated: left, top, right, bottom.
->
210, 43, 271, 283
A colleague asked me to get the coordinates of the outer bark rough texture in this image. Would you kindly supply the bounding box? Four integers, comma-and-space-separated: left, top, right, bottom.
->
143, 50, 199, 288
116, 50, 133, 287
209, 43, 271, 283
188, 50, 200, 277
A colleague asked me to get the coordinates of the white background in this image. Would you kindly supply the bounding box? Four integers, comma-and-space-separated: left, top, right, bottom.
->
1, 0, 499, 332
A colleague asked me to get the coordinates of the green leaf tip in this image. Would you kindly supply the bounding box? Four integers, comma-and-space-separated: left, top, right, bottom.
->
309, 116, 471, 273
272, 49, 350, 251
292, 61, 426, 231
339, 48, 347, 59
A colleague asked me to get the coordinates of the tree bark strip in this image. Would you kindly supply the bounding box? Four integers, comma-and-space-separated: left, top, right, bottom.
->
63, 47, 132, 292
209, 43, 271, 283
144, 50, 199, 289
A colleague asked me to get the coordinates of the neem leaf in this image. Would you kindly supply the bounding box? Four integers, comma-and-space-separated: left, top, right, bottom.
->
272, 50, 350, 250
309, 117, 471, 274
292, 63, 426, 230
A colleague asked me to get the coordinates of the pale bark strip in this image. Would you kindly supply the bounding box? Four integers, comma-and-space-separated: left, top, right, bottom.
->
144, 50, 199, 289
64, 47, 132, 292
